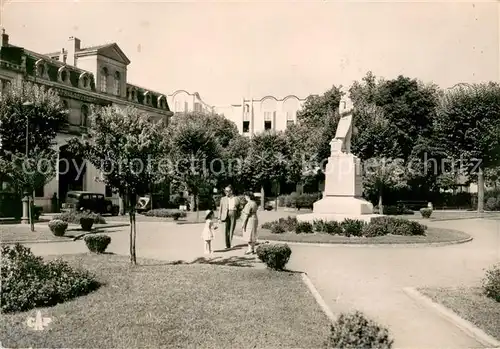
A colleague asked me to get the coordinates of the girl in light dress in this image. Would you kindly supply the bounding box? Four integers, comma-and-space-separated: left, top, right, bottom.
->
202, 210, 217, 254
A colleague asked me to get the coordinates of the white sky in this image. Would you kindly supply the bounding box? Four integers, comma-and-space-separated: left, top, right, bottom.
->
2, 0, 498, 106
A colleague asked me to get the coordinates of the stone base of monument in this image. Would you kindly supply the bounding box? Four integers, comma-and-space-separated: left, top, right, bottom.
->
296, 196, 383, 223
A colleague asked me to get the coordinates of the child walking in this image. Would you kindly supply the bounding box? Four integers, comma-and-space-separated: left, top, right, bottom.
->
202, 210, 217, 254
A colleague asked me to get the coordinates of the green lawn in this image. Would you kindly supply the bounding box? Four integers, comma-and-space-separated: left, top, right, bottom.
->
398, 211, 500, 221
0, 254, 331, 348
419, 287, 500, 341
0, 225, 74, 243
237, 227, 471, 245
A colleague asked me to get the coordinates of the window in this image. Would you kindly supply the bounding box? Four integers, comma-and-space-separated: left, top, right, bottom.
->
37, 64, 45, 77
82, 75, 89, 88
81, 104, 89, 126
114, 71, 121, 95
60, 70, 68, 83
245, 104, 250, 112
100, 67, 108, 92
264, 112, 272, 121
184, 102, 188, 113
35, 185, 44, 197
243, 121, 250, 133
105, 185, 113, 197
264, 121, 272, 130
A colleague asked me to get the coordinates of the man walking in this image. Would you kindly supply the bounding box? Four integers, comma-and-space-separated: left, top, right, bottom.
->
219, 185, 240, 249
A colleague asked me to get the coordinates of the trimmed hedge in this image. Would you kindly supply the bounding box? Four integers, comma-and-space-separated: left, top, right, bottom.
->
262, 216, 427, 237
55, 211, 106, 225
281, 192, 320, 210
48, 219, 68, 236
143, 209, 188, 220
420, 208, 433, 218
373, 205, 414, 215
1, 244, 100, 313
256, 243, 292, 271
84, 234, 111, 254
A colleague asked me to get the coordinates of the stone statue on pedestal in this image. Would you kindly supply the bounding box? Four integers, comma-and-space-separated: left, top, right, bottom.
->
296, 95, 379, 223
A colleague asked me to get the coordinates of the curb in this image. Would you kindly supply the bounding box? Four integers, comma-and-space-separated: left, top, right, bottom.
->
402, 287, 500, 348
234, 235, 473, 248
300, 272, 336, 324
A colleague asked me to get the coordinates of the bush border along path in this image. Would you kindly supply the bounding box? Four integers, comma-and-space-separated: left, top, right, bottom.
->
235, 227, 472, 246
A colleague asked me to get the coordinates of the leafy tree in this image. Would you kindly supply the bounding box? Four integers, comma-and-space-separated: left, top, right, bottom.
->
0, 82, 66, 155
223, 134, 252, 193
0, 82, 66, 229
435, 83, 500, 211
363, 157, 408, 213
246, 131, 289, 209
166, 114, 223, 219
285, 85, 343, 188
67, 105, 165, 264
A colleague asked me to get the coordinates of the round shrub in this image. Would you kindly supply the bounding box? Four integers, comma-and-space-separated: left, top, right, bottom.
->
295, 221, 313, 234
84, 234, 111, 253
256, 243, 292, 271
80, 217, 94, 231
1, 244, 100, 313
48, 219, 68, 236
325, 311, 394, 349
340, 219, 367, 237
420, 208, 433, 219
482, 263, 500, 302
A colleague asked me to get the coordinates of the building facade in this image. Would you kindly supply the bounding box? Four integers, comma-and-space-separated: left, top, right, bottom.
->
168, 90, 215, 114
0, 31, 173, 212
216, 95, 307, 136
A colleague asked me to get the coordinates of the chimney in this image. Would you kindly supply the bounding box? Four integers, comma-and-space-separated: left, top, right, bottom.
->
66, 36, 81, 66
59, 48, 66, 63
1, 29, 9, 47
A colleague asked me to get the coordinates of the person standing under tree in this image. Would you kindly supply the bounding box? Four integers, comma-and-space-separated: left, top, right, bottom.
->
241, 191, 259, 254
218, 185, 240, 249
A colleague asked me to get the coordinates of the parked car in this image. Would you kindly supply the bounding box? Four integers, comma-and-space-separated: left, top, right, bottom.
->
61, 191, 119, 215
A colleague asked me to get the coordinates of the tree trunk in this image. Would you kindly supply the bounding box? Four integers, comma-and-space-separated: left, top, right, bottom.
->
128, 193, 137, 265
260, 186, 265, 211
477, 166, 485, 213
195, 194, 200, 222
378, 188, 383, 215
274, 182, 280, 211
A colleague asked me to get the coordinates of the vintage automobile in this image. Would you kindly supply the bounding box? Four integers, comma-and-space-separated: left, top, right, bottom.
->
61, 191, 119, 215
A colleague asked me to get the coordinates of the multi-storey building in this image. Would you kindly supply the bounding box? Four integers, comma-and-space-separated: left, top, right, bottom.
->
0, 30, 173, 212
168, 90, 215, 114
216, 95, 307, 136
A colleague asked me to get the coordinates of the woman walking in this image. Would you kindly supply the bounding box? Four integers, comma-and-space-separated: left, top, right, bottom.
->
241, 191, 259, 254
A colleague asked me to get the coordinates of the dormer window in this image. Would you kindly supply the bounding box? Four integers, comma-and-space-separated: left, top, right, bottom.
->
100, 67, 108, 93
114, 71, 121, 96
58, 67, 69, 84
143, 91, 151, 106
35, 59, 49, 79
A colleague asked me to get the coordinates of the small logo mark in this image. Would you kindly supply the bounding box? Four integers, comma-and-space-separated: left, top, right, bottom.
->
26, 311, 52, 331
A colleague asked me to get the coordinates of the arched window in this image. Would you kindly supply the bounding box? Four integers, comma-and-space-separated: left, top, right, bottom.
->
114, 71, 121, 96
100, 67, 108, 93
81, 104, 89, 126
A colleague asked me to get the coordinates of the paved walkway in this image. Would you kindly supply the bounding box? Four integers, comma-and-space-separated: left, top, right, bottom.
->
22, 215, 500, 348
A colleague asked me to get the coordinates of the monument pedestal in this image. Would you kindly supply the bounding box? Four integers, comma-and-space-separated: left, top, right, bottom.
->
297, 153, 382, 223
